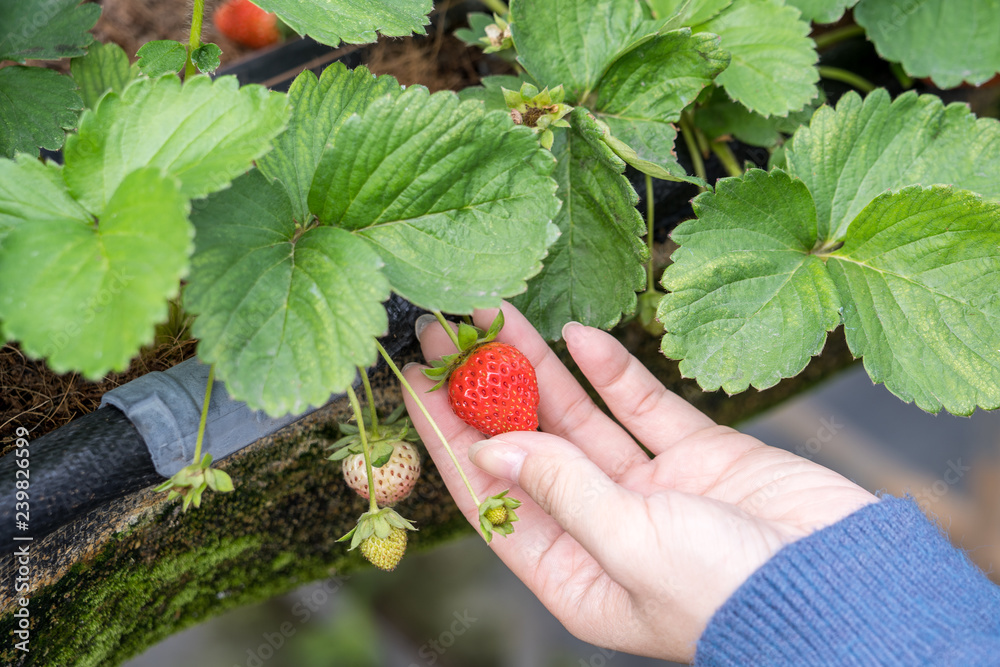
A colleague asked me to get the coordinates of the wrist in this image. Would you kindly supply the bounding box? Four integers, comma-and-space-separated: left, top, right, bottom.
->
695, 496, 1000, 665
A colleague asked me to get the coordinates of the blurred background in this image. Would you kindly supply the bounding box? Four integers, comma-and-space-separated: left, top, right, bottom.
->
124, 364, 1000, 667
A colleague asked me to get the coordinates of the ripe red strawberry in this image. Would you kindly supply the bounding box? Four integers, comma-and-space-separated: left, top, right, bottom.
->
213, 0, 280, 49
424, 311, 539, 437
342, 441, 421, 506
448, 342, 539, 437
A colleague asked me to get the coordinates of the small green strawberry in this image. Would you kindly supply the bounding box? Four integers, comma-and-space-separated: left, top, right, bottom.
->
340, 507, 416, 572
478, 490, 522, 542
484, 505, 508, 525
423, 311, 539, 437
360, 526, 408, 572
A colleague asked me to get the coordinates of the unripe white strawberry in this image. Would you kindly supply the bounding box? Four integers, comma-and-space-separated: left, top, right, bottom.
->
342, 441, 421, 506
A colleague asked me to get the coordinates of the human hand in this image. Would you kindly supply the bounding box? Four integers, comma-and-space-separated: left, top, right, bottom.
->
402, 303, 877, 663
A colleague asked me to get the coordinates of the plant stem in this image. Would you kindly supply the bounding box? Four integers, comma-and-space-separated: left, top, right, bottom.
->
347, 385, 380, 513
360, 369, 379, 439
374, 339, 481, 506
433, 311, 463, 351
818, 65, 876, 93
184, 0, 206, 79
710, 141, 743, 178
813, 24, 865, 50
645, 173, 656, 292
192, 363, 215, 464
480, 0, 509, 17
678, 112, 708, 192
890, 62, 915, 89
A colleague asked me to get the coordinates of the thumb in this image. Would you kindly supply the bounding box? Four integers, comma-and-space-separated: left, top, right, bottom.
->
469, 431, 644, 584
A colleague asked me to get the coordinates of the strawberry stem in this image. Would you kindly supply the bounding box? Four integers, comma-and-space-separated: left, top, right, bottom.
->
184, 0, 206, 79
360, 369, 379, 439
433, 310, 463, 352
192, 363, 215, 464
645, 173, 656, 293
347, 384, 380, 514
374, 339, 481, 507
480, 0, 509, 17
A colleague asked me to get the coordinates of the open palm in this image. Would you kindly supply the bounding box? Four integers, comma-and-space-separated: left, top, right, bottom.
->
402, 303, 876, 663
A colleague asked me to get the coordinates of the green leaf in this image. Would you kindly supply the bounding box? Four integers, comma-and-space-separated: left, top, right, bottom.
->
70, 41, 136, 109
213, 469, 234, 493
696, 0, 818, 117
785, 0, 857, 24
0, 0, 100, 62
597, 122, 697, 183
695, 85, 822, 148
186, 170, 390, 416
594, 28, 729, 182
827, 186, 1000, 414
63, 74, 289, 214
855, 0, 1000, 88
372, 441, 395, 467
0, 168, 192, 378
784, 89, 1000, 243
513, 110, 648, 339
258, 63, 402, 223
0, 66, 82, 158
659, 169, 840, 392
136, 40, 188, 77
309, 87, 561, 314
645, 0, 732, 25
250, 0, 432, 47
193, 43, 222, 74
597, 29, 728, 119
457, 322, 479, 350
0, 155, 89, 244
509, 0, 645, 100
454, 12, 497, 48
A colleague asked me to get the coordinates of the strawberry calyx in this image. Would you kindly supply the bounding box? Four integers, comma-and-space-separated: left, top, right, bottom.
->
478, 490, 522, 543
339, 506, 417, 550
154, 453, 235, 511
422, 310, 506, 391
328, 403, 420, 468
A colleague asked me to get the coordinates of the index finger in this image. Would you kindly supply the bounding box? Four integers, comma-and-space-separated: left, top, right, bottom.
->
466, 303, 651, 479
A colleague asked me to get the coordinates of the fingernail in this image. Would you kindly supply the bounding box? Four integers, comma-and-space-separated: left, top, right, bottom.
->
468, 440, 526, 482
402, 362, 421, 373
414, 313, 437, 341
562, 320, 583, 342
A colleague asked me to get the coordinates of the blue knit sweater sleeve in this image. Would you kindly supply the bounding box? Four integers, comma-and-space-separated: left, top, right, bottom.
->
695, 496, 1000, 666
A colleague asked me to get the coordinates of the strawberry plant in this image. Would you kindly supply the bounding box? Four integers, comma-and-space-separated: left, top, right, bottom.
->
3, 0, 1000, 663
1, 0, 1000, 633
